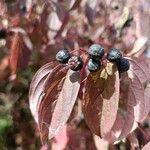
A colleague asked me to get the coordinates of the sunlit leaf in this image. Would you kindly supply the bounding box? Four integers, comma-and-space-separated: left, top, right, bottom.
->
29, 62, 60, 123
51, 125, 68, 150
83, 63, 120, 137
48, 70, 80, 139
38, 66, 69, 141
142, 142, 150, 150
128, 58, 150, 122
104, 113, 125, 143
119, 58, 147, 140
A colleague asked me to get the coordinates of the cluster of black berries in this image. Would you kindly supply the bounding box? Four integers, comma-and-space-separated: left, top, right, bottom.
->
55, 44, 130, 73
55, 49, 83, 71
107, 48, 130, 73
87, 44, 104, 72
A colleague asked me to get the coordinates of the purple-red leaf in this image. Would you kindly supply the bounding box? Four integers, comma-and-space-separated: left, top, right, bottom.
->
33, 67, 80, 142
48, 69, 80, 139
9, 32, 31, 74
118, 76, 139, 140
100, 65, 120, 137
85, 0, 100, 26
127, 133, 139, 150
83, 63, 120, 137
128, 58, 150, 121
93, 135, 109, 150
119, 58, 148, 140
118, 105, 137, 141
51, 125, 68, 150
104, 113, 125, 143
69, 0, 82, 11
29, 62, 59, 123
142, 142, 150, 150
37, 65, 68, 141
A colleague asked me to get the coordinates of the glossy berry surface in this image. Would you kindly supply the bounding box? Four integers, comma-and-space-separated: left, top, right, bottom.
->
87, 59, 101, 72
56, 49, 70, 63
68, 56, 83, 71
107, 48, 122, 62
117, 58, 130, 73
87, 44, 104, 59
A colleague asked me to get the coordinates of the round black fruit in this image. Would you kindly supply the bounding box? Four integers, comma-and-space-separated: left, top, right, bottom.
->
117, 58, 130, 73
87, 59, 101, 72
107, 48, 122, 62
56, 49, 70, 63
19, 4, 26, 12
87, 44, 104, 59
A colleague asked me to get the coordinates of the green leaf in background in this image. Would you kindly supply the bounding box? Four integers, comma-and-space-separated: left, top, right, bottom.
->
0, 118, 12, 135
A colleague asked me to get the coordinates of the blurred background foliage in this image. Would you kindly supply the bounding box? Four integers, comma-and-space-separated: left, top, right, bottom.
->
0, 0, 149, 149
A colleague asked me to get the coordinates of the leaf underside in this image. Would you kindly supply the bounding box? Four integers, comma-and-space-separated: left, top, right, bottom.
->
83, 63, 120, 138
29, 57, 150, 143
29, 63, 80, 142
116, 58, 150, 141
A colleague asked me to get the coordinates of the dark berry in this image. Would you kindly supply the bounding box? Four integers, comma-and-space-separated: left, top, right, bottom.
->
117, 58, 130, 73
87, 44, 104, 59
107, 48, 122, 62
56, 49, 70, 63
19, 4, 26, 12
87, 59, 101, 72
68, 56, 83, 71
0, 29, 7, 39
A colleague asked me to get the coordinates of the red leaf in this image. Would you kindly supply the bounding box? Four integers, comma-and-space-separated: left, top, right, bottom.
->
144, 82, 150, 120
28, 19, 47, 45
118, 82, 137, 140
35, 67, 80, 142
142, 142, 150, 150
69, 0, 82, 11
100, 66, 120, 137
54, 13, 70, 39
128, 58, 150, 122
129, 57, 150, 121
104, 113, 125, 143
83, 63, 120, 137
0, 1, 7, 16
48, 70, 80, 139
119, 58, 147, 140
93, 135, 109, 150
38, 66, 69, 141
9, 32, 31, 74
118, 105, 137, 141
85, 0, 100, 26
29, 62, 59, 123
51, 125, 68, 150
47, 11, 62, 39
9, 33, 21, 74
127, 133, 139, 150
40, 144, 48, 150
